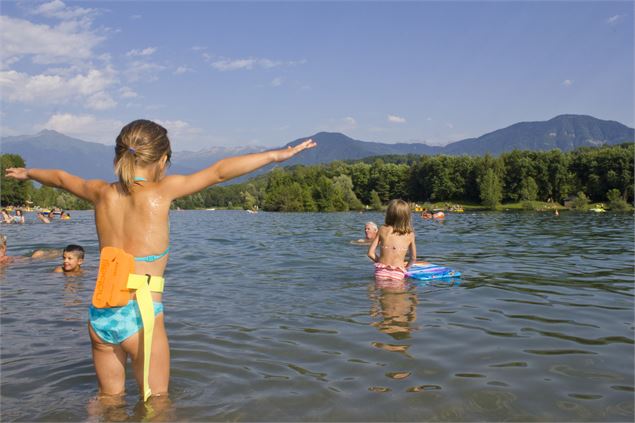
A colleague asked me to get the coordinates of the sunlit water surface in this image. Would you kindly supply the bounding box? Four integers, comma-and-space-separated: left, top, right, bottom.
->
1, 210, 633, 422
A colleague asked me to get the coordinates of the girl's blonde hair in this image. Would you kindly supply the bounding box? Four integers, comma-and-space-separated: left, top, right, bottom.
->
384, 199, 412, 235
114, 120, 172, 194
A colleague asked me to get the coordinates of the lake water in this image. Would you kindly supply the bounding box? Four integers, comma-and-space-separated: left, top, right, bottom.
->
1, 210, 633, 422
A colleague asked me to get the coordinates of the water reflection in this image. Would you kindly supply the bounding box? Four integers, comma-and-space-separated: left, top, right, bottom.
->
87, 394, 175, 422
369, 280, 418, 340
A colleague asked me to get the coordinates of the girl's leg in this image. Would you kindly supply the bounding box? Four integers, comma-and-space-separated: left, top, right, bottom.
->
122, 313, 170, 396
88, 323, 127, 395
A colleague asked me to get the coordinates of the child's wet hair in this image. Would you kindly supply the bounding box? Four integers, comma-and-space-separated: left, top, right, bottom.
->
114, 120, 172, 194
64, 244, 85, 259
384, 199, 412, 235
0, 234, 6, 249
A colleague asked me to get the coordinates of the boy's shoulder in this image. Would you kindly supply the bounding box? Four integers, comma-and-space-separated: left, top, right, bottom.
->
53, 266, 63, 273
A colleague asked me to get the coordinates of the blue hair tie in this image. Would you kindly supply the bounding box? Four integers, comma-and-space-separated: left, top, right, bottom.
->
128, 147, 136, 155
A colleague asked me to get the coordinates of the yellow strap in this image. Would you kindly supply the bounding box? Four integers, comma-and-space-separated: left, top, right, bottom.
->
127, 274, 165, 293
127, 273, 165, 401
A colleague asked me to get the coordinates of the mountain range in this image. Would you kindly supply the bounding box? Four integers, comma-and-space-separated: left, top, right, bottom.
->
1, 115, 632, 181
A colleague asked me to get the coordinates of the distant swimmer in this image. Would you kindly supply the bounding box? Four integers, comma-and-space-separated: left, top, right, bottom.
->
421, 209, 432, 219
433, 211, 445, 219
352, 221, 378, 245
1, 209, 12, 224
12, 209, 25, 224
36, 212, 51, 224
0, 234, 15, 265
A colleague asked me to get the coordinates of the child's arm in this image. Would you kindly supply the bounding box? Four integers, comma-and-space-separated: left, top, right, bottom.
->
5, 168, 106, 204
160, 139, 316, 200
406, 233, 417, 269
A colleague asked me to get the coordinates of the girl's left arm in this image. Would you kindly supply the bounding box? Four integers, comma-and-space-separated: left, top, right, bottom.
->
406, 233, 417, 269
160, 140, 316, 200
5, 168, 106, 204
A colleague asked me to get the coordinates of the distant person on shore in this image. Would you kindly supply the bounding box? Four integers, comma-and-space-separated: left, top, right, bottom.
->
352, 221, 378, 244
54, 244, 85, 274
368, 199, 417, 282
5, 119, 315, 404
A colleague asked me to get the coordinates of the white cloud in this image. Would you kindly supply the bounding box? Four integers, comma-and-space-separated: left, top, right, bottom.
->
387, 114, 406, 124
271, 77, 283, 87
124, 61, 166, 82
33, 0, 98, 21
126, 47, 157, 57
343, 117, 357, 127
152, 119, 203, 145
562, 79, 573, 87
606, 15, 623, 25
174, 66, 192, 75
38, 113, 123, 143
209, 56, 306, 71
85, 92, 117, 110
0, 15, 104, 64
0, 67, 117, 109
119, 86, 138, 98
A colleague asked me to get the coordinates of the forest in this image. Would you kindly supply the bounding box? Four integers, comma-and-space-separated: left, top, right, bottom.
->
1, 143, 633, 212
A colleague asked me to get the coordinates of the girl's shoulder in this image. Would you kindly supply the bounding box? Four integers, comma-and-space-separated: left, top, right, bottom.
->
379, 224, 393, 234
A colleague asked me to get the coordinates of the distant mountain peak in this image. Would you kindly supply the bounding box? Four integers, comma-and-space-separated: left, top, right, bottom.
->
37, 129, 62, 135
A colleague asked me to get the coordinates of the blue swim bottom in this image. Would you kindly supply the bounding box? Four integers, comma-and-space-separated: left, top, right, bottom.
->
89, 300, 164, 344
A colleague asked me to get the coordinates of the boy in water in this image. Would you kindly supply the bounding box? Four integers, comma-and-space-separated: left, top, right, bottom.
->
54, 244, 85, 274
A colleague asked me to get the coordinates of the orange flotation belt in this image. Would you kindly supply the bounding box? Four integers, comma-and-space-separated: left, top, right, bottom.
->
92, 247, 164, 401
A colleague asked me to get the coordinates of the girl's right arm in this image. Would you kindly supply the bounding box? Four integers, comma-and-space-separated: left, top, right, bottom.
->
367, 228, 381, 262
160, 139, 316, 200
5, 168, 106, 204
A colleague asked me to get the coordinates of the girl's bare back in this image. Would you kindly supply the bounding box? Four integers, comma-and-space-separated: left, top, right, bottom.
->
376, 225, 414, 267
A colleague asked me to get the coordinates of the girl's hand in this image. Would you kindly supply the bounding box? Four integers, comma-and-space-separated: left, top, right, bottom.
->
272, 139, 316, 162
5, 168, 29, 180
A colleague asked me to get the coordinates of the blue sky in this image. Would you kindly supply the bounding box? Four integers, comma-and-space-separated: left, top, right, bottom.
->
1, 1, 632, 151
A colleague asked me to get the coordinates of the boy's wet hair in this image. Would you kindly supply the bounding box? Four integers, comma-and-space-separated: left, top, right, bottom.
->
114, 120, 172, 194
64, 244, 85, 259
0, 234, 6, 248
384, 199, 412, 235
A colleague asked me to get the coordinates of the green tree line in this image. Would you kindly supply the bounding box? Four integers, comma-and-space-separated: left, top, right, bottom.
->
2, 143, 633, 211
1, 154, 92, 210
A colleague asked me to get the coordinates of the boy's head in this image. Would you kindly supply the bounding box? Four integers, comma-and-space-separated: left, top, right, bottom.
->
62, 244, 84, 272
0, 234, 7, 256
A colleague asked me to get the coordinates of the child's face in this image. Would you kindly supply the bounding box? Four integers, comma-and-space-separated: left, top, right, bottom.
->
62, 252, 83, 272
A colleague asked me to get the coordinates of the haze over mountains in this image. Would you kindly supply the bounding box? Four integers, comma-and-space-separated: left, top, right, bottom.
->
1, 115, 632, 181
